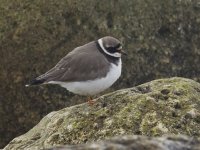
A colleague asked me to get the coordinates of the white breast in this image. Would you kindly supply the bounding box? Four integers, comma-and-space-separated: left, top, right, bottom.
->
49, 59, 122, 96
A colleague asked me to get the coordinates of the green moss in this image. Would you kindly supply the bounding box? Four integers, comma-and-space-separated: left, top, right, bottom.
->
4, 77, 200, 149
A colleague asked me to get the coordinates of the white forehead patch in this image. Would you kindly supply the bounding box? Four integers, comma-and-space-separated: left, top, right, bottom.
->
98, 39, 121, 58
117, 46, 122, 50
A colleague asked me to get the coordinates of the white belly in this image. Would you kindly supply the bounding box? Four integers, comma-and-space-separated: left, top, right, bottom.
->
49, 59, 122, 96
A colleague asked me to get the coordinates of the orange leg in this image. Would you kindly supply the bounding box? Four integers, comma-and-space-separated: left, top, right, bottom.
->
87, 96, 95, 106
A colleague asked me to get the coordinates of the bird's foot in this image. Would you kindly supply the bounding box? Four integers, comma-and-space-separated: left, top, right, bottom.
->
87, 96, 95, 106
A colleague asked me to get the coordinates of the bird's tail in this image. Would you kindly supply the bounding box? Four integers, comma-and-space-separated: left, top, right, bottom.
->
25, 78, 46, 87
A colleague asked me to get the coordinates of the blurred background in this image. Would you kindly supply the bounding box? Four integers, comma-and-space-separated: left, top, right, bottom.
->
0, 0, 200, 148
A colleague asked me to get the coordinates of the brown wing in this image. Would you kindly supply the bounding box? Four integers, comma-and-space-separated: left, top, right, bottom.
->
36, 48, 110, 82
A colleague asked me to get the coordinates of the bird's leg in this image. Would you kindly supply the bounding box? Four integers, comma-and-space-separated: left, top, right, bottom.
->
87, 96, 95, 106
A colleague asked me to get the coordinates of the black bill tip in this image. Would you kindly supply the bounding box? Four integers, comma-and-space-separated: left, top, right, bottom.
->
121, 50, 127, 55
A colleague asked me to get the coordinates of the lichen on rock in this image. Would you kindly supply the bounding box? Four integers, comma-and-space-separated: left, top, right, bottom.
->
4, 77, 200, 150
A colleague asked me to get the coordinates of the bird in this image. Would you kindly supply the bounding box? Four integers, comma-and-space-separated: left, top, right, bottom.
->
26, 36, 126, 103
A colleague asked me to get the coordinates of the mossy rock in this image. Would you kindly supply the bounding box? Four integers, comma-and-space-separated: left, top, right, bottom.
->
4, 77, 200, 150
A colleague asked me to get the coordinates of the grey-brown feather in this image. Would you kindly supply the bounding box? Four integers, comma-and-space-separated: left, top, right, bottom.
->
36, 41, 112, 83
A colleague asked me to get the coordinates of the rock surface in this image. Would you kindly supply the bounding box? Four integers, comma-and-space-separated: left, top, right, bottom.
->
1, 0, 200, 147
4, 77, 200, 150
47, 135, 200, 150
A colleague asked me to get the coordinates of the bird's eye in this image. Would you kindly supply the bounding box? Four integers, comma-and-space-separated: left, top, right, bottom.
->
106, 47, 116, 53
115, 43, 121, 49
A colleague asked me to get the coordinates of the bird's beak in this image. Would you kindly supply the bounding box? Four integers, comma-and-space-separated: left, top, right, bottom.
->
120, 50, 127, 56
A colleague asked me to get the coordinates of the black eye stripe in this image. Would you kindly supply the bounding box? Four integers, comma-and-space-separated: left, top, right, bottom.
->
115, 43, 121, 49
104, 43, 122, 53
107, 47, 116, 51
106, 47, 116, 53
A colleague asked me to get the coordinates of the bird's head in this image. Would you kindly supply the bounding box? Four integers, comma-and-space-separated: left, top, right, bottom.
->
98, 36, 126, 58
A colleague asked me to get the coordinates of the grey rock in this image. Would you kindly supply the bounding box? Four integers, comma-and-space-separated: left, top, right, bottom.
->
47, 135, 200, 150
3, 77, 200, 150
